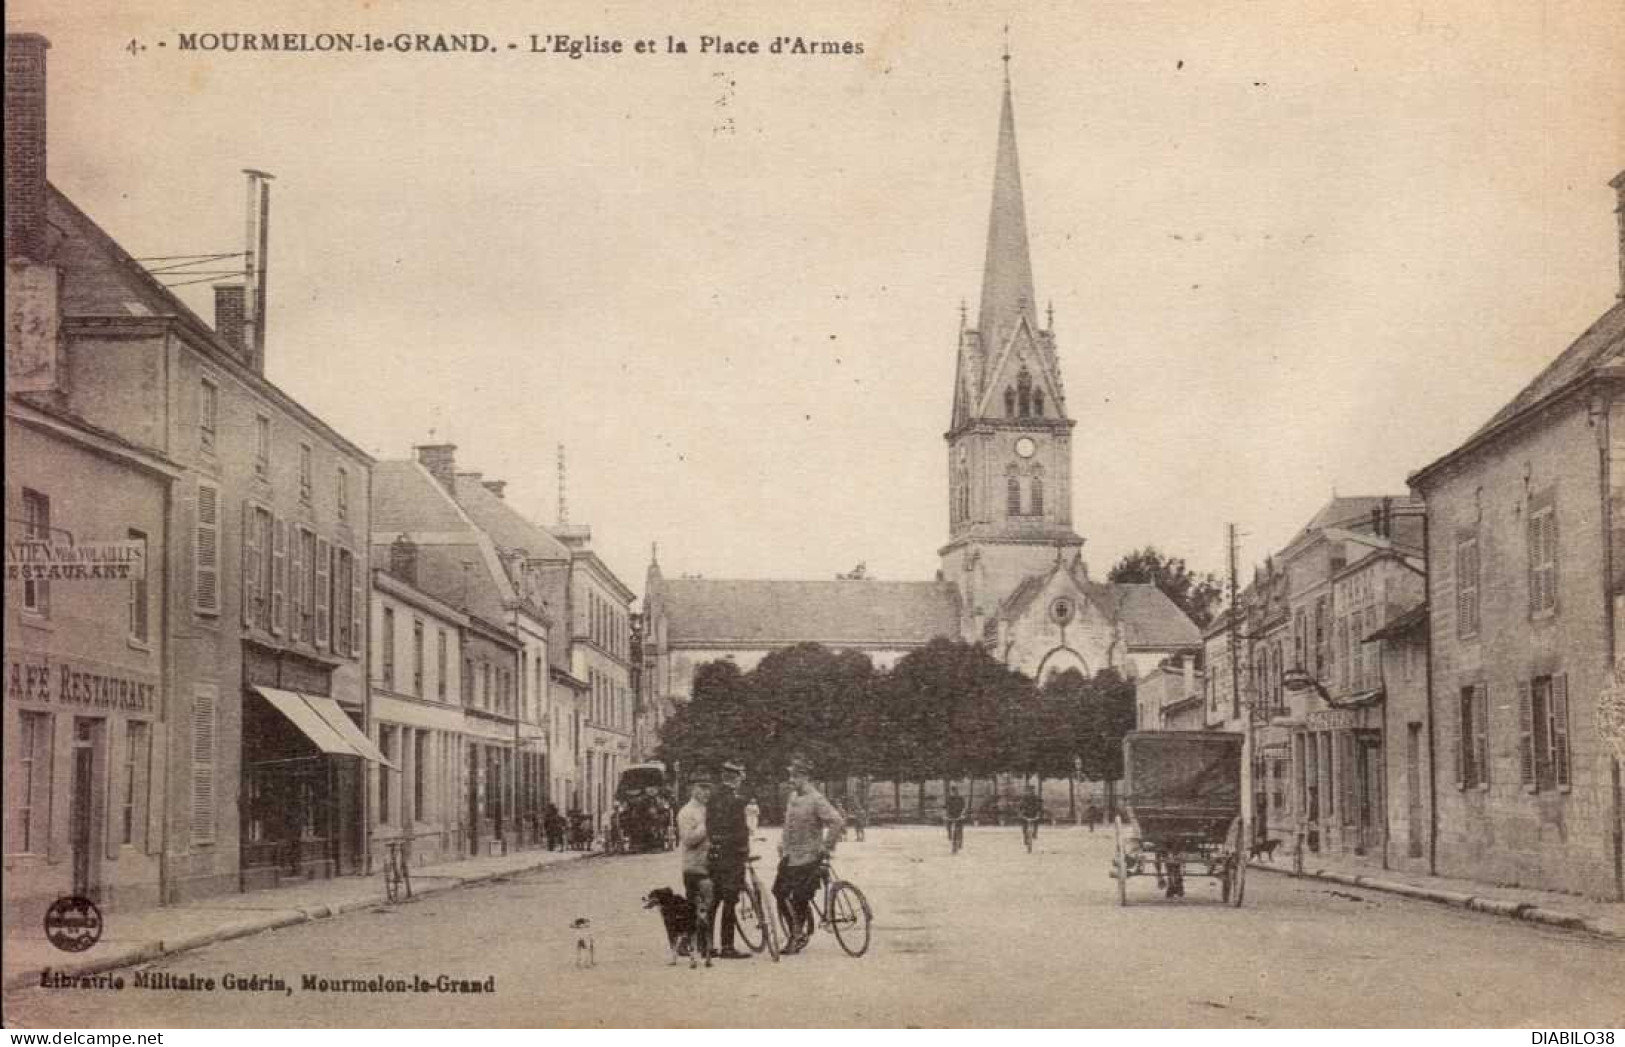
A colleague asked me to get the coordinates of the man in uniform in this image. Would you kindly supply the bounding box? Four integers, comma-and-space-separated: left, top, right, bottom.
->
774, 755, 844, 954
706, 760, 752, 959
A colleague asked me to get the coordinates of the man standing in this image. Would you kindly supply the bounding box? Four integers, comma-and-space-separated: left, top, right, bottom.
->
774, 756, 844, 955
706, 760, 752, 960
677, 773, 713, 959
1018, 784, 1045, 848
945, 785, 967, 852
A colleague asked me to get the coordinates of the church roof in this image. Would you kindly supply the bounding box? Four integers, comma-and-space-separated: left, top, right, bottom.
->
660, 578, 960, 646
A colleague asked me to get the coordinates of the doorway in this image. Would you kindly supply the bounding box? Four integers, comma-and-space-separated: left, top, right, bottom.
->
69, 718, 105, 899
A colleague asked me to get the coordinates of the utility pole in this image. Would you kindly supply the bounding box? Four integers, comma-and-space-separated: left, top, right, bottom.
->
1229, 523, 1252, 848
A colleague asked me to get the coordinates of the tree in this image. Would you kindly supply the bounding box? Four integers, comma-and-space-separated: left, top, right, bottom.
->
1108, 546, 1224, 630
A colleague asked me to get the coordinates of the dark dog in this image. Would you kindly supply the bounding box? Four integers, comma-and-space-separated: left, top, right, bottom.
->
1249, 838, 1282, 862
642, 888, 709, 968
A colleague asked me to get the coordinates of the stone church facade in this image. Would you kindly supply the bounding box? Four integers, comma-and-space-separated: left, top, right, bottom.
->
641, 69, 1200, 743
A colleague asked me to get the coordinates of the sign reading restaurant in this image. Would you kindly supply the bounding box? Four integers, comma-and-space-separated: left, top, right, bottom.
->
5, 540, 146, 581
4, 652, 157, 714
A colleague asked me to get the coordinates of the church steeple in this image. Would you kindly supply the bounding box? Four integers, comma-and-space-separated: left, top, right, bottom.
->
976, 65, 1037, 363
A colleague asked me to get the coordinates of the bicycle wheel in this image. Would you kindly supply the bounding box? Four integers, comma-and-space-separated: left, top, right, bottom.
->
733, 887, 766, 952
827, 882, 872, 958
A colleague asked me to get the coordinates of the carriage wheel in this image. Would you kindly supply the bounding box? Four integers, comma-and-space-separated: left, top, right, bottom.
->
1113, 816, 1128, 907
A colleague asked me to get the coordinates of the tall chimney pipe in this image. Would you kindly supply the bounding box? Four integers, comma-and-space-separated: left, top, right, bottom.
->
4, 34, 51, 261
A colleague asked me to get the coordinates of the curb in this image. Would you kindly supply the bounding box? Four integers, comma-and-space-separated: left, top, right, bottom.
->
3, 851, 590, 994
1251, 861, 1621, 941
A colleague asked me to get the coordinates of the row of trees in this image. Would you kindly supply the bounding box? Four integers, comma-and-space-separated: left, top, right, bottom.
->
655, 638, 1136, 807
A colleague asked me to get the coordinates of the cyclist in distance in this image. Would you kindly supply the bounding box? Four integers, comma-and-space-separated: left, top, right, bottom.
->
945, 785, 967, 852
1018, 784, 1044, 849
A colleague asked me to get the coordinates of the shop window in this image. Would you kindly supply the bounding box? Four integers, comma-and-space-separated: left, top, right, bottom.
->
8, 711, 53, 854
414, 731, 429, 822
122, 721, 150, 847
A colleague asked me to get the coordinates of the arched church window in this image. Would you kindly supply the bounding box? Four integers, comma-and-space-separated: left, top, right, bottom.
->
1031, 476, 1044, 516
1017, 369, 1033, 417
1007, 475, 1021, 516
1033, 388, 1044, 416
1004, 387, 1016, 417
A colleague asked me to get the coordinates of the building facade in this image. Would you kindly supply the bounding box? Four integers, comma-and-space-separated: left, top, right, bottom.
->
1410, 176, 1625, 898
5, 33, 380, 906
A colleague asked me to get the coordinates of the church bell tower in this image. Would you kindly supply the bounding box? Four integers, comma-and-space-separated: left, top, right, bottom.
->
940, 57, 1085, 632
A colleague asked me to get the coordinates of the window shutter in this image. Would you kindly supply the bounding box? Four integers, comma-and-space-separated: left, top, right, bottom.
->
191, 686, 216, 846
194, 481, 220, 614
1455, 689, 1467, 787
241, 502, 258, 627
271, 518, 287, 635
1475, 685, 1489, 785
1552, 674, 1570, 789
1545, 512, 1559, 614
289, 529, 305, 642
1518, 679, 1535, 790
315, 538, 331, 649
351, 550, 365, 659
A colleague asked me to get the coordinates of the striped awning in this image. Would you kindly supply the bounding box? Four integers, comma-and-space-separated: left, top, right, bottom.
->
253, 687, 398, 771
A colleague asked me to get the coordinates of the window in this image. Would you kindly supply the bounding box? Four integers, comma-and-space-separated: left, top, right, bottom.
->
244, 504, 273, 630
379, 725, 396, 824
122, 721, 150, 847
334, 547, 359, 656
413, 620, 425, 696
8, 711, 53, 854
336, 467, 349, 521
1456, 535, 1480, 638
198, 378, 218, 453
1520, 674, 1570, 791
21, 489, 51, 615
1458, 683, 1488, 788
1293, 609, 1308, 670
1016, 369, 1033, 416
1527, 506, 1557, 617
127, 529, 150, 643
296, 528, 316, 641
437, 631, 449, 700
1007, 475, 1020, 516
1033, 388, 1044, 416
1004, 387, 1016, 417
381, 607, 396, 690
299, 444, 313, 505
254, 415, 271, 477
1030, 476, 1044, 516
314, 538, 332, 648
193, 481, 220, 614
1313, 596, 1329, 677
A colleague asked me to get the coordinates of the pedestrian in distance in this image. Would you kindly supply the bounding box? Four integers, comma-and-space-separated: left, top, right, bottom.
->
773, 755, 844, 955
677, 773, 714, 964
706, 760, 752, 960
944, 785, 967, 853
852, 796, 868, 842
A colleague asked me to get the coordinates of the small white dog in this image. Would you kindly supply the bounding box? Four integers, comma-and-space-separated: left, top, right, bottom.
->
572, 916, 595, 968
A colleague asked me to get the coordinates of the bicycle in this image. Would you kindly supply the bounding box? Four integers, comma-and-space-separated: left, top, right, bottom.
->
731, 855, 781, 962
945, 814, 966, 854
776, 857, 872, 957
383, 836, 413, 903
1020, 814, 1040, 853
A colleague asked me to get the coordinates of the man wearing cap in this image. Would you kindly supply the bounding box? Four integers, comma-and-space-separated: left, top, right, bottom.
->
774, 756, 844, 955
677, 772, 714, 957
706, 760, 752, 959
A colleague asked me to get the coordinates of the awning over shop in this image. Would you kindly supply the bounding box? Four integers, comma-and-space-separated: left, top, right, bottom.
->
253, 687, 398, 770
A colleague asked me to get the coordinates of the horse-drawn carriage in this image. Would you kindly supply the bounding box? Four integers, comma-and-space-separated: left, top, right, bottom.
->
1110, 731, 1246, 906
615, 762, 674, 853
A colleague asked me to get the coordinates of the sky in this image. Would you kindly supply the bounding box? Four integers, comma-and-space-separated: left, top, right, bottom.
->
11, 0, 1624, 601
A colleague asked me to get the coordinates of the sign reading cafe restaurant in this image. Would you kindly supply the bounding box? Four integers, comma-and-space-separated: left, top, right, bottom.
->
4, 539, 146, 582
5, 653, 157, 715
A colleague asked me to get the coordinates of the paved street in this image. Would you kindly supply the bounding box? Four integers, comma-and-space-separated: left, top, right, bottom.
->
7, 826, 1622, 1028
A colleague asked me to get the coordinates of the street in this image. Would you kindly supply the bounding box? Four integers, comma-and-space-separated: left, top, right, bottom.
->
6, 826, 1622, 1028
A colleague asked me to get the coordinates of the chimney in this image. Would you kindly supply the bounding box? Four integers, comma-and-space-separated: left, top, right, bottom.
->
4, 34, 50, 261
415, 443, 457, 490
482, 480, 507, 499
213, 284, 247, 353
1612, 170, 1625, 300
389, 534, 418, 587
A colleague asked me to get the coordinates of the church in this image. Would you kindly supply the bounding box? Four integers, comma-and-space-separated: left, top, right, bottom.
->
641, 65, 1201, 747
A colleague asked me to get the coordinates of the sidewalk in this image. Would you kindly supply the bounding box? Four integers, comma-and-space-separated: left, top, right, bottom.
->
1250, 847, 1625, 941
2, 847, 592, 993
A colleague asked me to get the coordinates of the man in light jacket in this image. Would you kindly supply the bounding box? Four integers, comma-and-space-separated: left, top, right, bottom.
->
677, 773, 713, 958
773, 755, 844, 954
